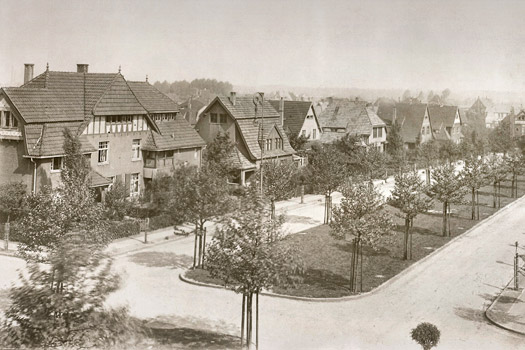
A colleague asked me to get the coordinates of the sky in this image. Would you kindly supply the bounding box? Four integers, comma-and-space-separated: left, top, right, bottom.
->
2, 0, 525, 94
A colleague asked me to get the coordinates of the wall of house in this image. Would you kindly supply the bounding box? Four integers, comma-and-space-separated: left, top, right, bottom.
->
368, 126, 387, 151
195, 103, 236, 143
420, 110, 433, 143
450, 110, 462, 143
0, 140, 33, 189
35, 158, 63, 192
299, 106, 321, 140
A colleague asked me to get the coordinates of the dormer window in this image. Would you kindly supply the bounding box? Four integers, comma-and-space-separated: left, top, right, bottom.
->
1, 111, 17, 129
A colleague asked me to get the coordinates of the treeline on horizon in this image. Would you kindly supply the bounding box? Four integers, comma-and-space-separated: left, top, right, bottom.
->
153, 78, 233, 102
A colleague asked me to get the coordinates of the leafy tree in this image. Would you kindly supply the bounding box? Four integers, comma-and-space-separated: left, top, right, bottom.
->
460, 156, 489, 220
167, 165, 231, 268
203, 131, 236, 179
104, 178, 131, 220
307, 143, 347, 223
16, 129, 107, 261
257, 160, 298, 219
402, 89, 411, 102
333, 133, 363, 174
411, 322, 441, 350
426, 163, 466, 236
386, 121, 405, 169
505, 151, 524, 198
417, 140, 439, 184
0, 182, 27, 224
486, 155, 508, 208
441, 88, 451, 103
488, 119, 514, 155
389, 171, 432, 260
205, 188, 302, 349
359, 147, 389, 182
427, 91, 435, 103
330, 182, 393, 292
438, 140, 460, 163
287, 132, 309, 152
1, 233, 140, 348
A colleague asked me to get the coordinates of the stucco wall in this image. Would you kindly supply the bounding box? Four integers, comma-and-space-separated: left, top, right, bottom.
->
195, 102, 236, 143
0, 140, 32, 189
299, 106, 321, 140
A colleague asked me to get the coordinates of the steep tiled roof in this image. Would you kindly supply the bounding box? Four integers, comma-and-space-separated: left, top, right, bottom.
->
318, 99, 364, 129
268, 100, 317, 136
376, 99, 397, 125
142, 116, 206, 151
92, 75, 147, 116
227, 148, 256, 170
89, 170, 112, 187
127, 81, 179, 113
180, 98, 207, 125
428, 105, 458, 129
367, 107, 387, 127
24, 122, 96, 157
214, 96, 280, 120
235, 118, 295, 160
396, 103, 428, 143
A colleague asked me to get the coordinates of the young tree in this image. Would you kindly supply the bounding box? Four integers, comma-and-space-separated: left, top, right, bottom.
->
505, 151, 524, 198
17, 129, 107, 261
168, 165, 231, 268
359, 146, 389, 182
1, 233, 139, 348
203, 131, 236, 179
104, 178, 131, 220
411, 322, 441, 350
333, 133, 363, 174
256, 160, 298, 219
0, 182, 27, 249
307, 143, 347, 223
389, 171, 432, 260
486, 155, 508, 208
330, 182, 394, 292
426, 163, 466, 236
460, 156, 489, 220
386, 121, 405, 169
438, 140, 460, 164
488, 119, 514, 155
417, 140, 439, 185
205, 189, 302, 349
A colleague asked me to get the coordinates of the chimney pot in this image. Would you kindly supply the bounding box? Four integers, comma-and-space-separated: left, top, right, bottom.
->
77, 64, 89, 73
230, 91, 237, 106
24, 64, 34, 84
279, 97, 285, 126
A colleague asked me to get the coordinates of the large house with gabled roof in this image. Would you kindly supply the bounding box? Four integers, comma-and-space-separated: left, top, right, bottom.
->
427, 105, 462, 144
268, 100, 322, 142
0, 63, 205, 199
195, 92, 296, 185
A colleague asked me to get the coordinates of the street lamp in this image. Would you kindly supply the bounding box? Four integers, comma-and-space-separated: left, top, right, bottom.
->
253, 92, 265, 195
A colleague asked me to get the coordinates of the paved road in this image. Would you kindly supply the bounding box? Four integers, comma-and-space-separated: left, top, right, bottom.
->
109, 193, 525, 350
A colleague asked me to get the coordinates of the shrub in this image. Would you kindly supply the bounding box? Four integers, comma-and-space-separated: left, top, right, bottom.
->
108, 220, 140, 239
411, 322, 440, 350
149, 214, 182, 231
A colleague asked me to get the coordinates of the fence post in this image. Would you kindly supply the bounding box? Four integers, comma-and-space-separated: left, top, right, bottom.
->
515, 241, 519, 290
4, 222, 9, 251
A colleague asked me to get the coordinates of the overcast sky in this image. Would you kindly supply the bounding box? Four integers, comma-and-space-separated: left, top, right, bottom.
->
2, 0, 525, 93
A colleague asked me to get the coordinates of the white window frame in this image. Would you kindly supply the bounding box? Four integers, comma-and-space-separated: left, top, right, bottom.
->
132, 139, 141, 160
130, 173, 140, 196
98, 141, 109, 164
50, 157, 63, 172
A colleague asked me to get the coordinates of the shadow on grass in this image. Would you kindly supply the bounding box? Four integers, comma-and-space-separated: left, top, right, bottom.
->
129, 252, 193, 269
334, 242, 389, 256
302, 268, 351, 292
393, 224, 439, 237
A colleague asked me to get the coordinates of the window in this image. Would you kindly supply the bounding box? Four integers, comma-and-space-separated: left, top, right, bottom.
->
130, 173, 140, 196
194, 148, 199, 159
50, 157, 63, 171
98, 141, 109, 163
265, 139, 272, 151
132, 139, 141, 160
373, 127, 383, 138
301, 130, 306, 137
312, 129, 316, 139
219, 114, 227, 124
4, 111, 10, 127
210, 113, 218, 123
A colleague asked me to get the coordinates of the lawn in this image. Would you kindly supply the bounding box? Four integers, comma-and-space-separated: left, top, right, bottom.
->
188, 176, 525, 298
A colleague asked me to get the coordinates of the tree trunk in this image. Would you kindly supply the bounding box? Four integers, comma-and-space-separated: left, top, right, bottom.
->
493, 181, 497, 208
198, 229, 203, 268
442, 202, 447, 237
193, 227, 198, 269
471, 188, 476, 220
359, 240, 363, 293
498, 181, 501, 209
476, 190, 480, 220
300, 184, 304, 204
247, 293, 253, 349
409, 227, 413, 260
241, 293, 246, 348
403, 217, 410, 260
202, 227, 207, 269
512, 174, 516, 198
256, 292, 259, 350
447, 202, 451, 237
350, 239, 357, 292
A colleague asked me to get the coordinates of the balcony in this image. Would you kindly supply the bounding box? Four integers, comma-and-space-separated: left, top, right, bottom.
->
0, 128, 22, 141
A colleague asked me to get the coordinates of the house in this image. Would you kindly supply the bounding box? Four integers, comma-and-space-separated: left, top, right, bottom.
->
195, 92, 296, 185
0, 63, 205, 199
268, 99, 322, 141
179, 97, 208, 126
317, 99, 387, 151
503, 110, 525, 139
485, 103, 513, 128
393, 103, 432, 149
427, 105, 463, 144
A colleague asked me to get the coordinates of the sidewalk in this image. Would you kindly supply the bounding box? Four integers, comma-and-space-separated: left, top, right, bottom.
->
486, 266, 525, 335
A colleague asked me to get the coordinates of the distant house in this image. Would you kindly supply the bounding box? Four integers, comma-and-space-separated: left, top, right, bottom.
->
317, 99, 387, 151
485, 104, 513, 128
503, 110, 525, 139
393, 103, 432, 149
195, 92, 296, 185
179, 97, 208, 126
427, 105, 463, 144
0, 63, 205, 199
268, 100, 322, 141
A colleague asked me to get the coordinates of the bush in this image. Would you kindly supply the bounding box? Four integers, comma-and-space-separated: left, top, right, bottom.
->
149, 214, 182, 231
108, 220, 140, 239
411, 322, 440, 350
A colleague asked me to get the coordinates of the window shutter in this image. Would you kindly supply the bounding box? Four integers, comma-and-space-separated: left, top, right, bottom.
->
125, 174, 131, 197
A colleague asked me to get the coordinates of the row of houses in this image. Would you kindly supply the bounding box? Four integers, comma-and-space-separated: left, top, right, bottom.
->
0, 63, 473, 199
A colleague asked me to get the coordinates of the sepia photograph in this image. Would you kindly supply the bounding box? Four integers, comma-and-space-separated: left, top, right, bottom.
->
1, 0, 525, 349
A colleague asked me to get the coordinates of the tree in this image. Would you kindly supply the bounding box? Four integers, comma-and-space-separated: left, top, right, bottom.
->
359, 147, 389, 182
505, 151, 524, 198
389, 171, 432, 260
0, 182, 27, 224
330, 182, 393, 292
411, 322, 441, 350
16, 129, 107, 261
203, 131, 236, 179
441, 88, 451, 103
333, 133, 363, 174
1, 233, 140, 348
104, 178, 131, 220
438, 140, 460, 164
167, 165, 231, 268
205, 189, 302, 349
386, 121, 405, 169
417, 140, 439, 184
426, 163, 466, 236
460, 156, 489, 220
307, 143, 347, 223
488, 119, 514, 155
427, 91, 435, 103
486, 155, 508, 208
402, 89, 412, 102
287, 132, 309, 152
257, 161, 298, 219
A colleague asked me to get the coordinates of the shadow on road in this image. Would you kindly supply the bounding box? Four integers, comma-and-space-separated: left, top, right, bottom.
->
128, 252, 193, 269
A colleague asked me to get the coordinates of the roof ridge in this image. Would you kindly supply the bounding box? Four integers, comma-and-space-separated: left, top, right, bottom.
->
121, 75, 160, 134
90, 73, 122, 114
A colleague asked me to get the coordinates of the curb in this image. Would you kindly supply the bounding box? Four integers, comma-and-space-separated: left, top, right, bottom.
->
109, 233, 190, 257
179, 194, 525, 303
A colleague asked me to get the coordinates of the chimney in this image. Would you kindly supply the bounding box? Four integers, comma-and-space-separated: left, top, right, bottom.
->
24, 64, 34, 84
230, 91, 237, 106
393, 106, 397, 123
327, 96, 333, 105
77, 64, 89, 73
279, 97, 285, 126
